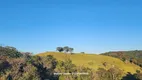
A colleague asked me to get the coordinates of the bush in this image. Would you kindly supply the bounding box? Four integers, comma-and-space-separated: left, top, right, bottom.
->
96, 67, 123, 80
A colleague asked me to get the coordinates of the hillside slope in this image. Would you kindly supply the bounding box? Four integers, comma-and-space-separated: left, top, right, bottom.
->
37, 52, 141, 74
101, 50, 142, 67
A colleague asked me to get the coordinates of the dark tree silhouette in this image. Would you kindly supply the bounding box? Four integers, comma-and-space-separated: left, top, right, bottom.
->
63, 46, 69, 53
56, 47, 63, 52
121, 72, 137, 80
69, 48, 74, 53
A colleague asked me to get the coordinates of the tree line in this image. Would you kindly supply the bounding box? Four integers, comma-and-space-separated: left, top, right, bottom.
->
102, 51, 142, 68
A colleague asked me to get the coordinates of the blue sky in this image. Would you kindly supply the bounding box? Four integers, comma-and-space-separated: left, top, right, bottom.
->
0, 0, 142, 54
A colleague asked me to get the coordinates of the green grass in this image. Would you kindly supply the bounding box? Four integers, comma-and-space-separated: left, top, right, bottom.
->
37, 52, 141, 74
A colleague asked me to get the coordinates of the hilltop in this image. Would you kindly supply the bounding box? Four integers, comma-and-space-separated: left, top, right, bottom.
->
37, 52, 142, 74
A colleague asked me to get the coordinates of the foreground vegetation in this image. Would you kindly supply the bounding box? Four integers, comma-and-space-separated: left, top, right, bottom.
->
0, 46, 142, 80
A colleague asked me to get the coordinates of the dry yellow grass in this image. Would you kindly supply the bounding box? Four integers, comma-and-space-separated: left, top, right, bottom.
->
37, 52, 141, 74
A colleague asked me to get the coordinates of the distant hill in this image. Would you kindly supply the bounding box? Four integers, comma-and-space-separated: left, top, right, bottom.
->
37, 52, 141, 74
102, 50, 142, 58
101, 50, 142, 68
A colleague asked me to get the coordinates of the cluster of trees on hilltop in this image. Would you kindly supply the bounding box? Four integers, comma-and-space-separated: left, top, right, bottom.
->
56, 46, 74, 53
101, 50, 142, 68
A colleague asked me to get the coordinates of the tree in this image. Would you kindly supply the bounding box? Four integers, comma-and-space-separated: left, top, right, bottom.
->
130, 58, 137, 64
81, 52, 85, 54
96, 68, 109, 80
63, 46, 69, 53
0, 46, 23, 58
108, 67, 123, 80
0, 60, 11, 76
56, 47, 63, 52
103, 62, 108, 67
122, 72, 137, 80
69, 48, 74, 53
96, 67, 123, 80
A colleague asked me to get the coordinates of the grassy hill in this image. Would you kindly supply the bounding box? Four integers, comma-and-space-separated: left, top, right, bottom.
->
1, 46, 142, 80
37, 52, 142, 74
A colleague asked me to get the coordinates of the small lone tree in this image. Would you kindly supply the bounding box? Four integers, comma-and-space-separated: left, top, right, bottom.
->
56, 47, 64, 52
81, 52, 85, 54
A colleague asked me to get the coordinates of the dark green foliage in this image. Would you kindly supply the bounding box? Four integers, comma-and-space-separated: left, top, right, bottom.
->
97, 67, 123, 80
56, 46, 74, 53
43, 55, 57, 69
102, 50, 142, 68
103, 62, 108, 67
57, 59, 96, 80
122, 72, 142, 80
81, 52, 85, 54
63, 46, 70, 53
0, 53, 58, 80
0, 59, 11, 76
6, 74, 12, 80
33, 62, 58, 80
32, 55, 58, 80
0, 46, 23, 58
56, 47, 64, 52
108, 67, 123, 80
69, 48, 74, 53
57, 59, 78, 80
122, 57, 126, 62
57, 59, 76, 73
121, 72, 137, 80
77, 67, 96, 80
97, 68, 109, 80
136, 70, 140, 73
57, 46, 74, 53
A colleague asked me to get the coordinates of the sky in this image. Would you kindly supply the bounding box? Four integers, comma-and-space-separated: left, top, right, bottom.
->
0, 0, 142, 54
